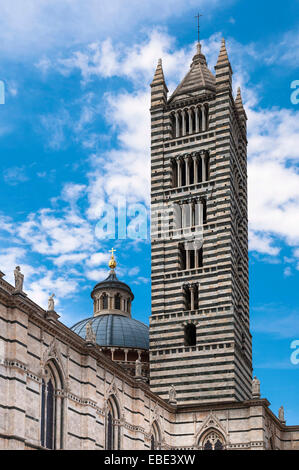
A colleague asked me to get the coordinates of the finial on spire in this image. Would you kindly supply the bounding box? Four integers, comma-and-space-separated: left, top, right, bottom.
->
108, 248, 117, 270
194, 13, 203, 43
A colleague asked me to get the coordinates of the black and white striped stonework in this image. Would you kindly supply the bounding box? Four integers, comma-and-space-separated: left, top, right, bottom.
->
149, 40, 252, 405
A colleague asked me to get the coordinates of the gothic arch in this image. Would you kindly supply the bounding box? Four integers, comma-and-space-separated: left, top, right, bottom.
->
199, 428, 226, 450
194, 411, 229, 450
105, 394, 121, 450
40, 359, 65, 449
150, 420, 162, 450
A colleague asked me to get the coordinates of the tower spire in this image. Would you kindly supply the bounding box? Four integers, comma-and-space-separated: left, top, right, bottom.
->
216, 38, 230, 67
235, 87, 245, 112
215, 37, 232, 90
150, 58, 168, 108
235, 86, 247, 131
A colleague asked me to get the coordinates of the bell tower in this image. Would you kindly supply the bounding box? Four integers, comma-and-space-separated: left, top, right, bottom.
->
149, 38, 252, 404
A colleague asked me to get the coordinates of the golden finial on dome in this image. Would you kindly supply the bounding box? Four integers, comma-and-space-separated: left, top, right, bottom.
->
108, 248, 117, 270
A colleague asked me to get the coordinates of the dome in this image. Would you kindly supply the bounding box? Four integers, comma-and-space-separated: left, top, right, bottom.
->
71, 314, 149, 350
91, 270, 134, 299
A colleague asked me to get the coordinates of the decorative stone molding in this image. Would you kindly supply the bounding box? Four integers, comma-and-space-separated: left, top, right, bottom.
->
194, 411, 229, 449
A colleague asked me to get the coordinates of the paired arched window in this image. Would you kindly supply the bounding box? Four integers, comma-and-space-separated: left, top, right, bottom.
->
150, 421, 161, 450
106, 396, 121, 450
40, 361, 64, 449
201, 430, 225, 450
180, 245, 203, 271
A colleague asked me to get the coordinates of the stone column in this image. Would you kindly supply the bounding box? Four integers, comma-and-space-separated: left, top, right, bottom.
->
184, 156, 190, 186
195, 250, 199, 269
175, 112, 180, 138
201, 106, 206, 132
185, 249, 190, 270
201, 154, 206, 182
198, 200, 204, 225
182, 110, 186, 136
190, 285, 195, 310
188, 109, 193, 134
195, 107, 200, 133
189, 201, 194, 227
193, 156, 198, 184
205, 104, 208, 130
124, 349, 128, 362
111, 348, 115, 361
177, 158, 182, 187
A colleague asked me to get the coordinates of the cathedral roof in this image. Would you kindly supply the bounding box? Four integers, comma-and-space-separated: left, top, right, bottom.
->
71, 314, 149, 350
168, 43, 216, 103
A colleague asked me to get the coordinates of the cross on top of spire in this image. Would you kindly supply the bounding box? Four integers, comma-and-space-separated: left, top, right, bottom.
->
194, 13, 203, 43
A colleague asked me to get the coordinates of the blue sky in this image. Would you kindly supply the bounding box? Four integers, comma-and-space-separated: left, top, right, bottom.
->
0, 0, 299, 423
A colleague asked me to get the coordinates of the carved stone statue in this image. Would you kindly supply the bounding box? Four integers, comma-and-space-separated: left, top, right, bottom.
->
85, 321, 96, 344
135, 358, 142, 377
48, 293, 55, 311
252, 376, 260, 398
169, 384, 177, 404
14, 266, 24, 291
279, 406, 285, 423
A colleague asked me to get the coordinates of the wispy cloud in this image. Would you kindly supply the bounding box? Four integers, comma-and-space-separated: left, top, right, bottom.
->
3, 166, 29, 185
0, 0, 229, 58
252, 305, 299, 339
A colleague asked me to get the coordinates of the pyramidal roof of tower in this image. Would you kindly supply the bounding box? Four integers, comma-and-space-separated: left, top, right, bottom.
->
168, 42, 216, 103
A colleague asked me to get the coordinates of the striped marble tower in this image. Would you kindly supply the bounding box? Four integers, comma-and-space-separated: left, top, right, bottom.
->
149, 39, 252, 405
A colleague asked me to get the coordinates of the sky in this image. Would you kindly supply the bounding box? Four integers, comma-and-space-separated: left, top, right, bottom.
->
0, 0, 299, 424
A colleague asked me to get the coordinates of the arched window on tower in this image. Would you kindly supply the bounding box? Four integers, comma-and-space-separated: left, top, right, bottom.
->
171, 159, 178, 187
101, 293, 108, 309
150, 421, 161, 450
201, 430, 225, 450
40, 361, 64, 449
184, 323, 196, 346
114, 293, 121, 310
105, 395, 121, 450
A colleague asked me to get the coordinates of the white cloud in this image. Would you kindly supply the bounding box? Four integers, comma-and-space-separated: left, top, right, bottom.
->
128, 266, 140, 276
17, 208, 95, 256
52, 253, 88, 267
265, 29, 299, 67
0, 0, 227, 58
25, 271, 79, 310
248, 230, 280, 256
284, 267, 292, 277
85, 268, 109, 282
85, 252, 110, 267
0, 247, 36, 284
